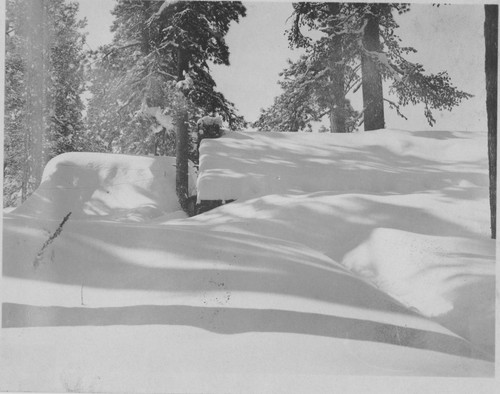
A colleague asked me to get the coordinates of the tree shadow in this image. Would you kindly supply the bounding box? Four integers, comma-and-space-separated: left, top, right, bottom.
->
9, 161, 102, 219
185, 192, 490, 264
3, 217, 414, 318
2, 302, 492, 362
411, 130, 466, 140
199, 132, 488, 203
8, 153, 186, 221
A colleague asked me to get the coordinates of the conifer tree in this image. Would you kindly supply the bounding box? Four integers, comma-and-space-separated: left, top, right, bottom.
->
254, 56, 360, 132
4, 0, 28, 205
360, 3, 385, 130
88, 0, 246, 210
4, 0, 90, 206
257, 2, 472, 133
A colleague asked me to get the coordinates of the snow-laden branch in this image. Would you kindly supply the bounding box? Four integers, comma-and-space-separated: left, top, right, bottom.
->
103, 41, 142, 58
156, 0, 179, 16
354, 18, 369, 35
159, 40, 179, 50
199, 15, 223, 40
140, 99, 174, 130
368, 51, 402, 82
175, 70, 194, 91
157, 69, 177, 80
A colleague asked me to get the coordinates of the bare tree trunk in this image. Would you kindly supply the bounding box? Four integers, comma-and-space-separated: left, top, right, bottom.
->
23, 0, 47, 196
329, 105, 346, 134
327, 2, 346, 133
361, 7, 385, 131
330, 70, 346, 133
485, 5, 498, 239
176, 47, 190, 211
21, 130, 30, 202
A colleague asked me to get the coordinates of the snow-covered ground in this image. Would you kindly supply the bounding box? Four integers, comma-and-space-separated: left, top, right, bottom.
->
194, 130, 495, 354
10, 152, 197, 222
1, 129, 496, 392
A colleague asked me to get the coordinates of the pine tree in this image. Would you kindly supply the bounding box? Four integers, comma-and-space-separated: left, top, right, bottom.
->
4, 0, 28, 206
254, 54, 361, 132
283, 2, 353, 133
85, 46, 160, 155
46, 0, 90, 157
4, 0, 90, 206
360, 3, 385, 130
23, 0, 46, 190
274, 2, 473, 132
95, 0, 246, 210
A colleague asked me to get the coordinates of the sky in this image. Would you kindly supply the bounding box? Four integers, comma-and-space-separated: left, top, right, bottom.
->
76, 1, 488, 132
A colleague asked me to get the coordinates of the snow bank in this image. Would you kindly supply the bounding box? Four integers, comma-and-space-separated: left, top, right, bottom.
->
2, 213, 494, 391
191, 129, 495, 355
10, 152, 196, 222
2, 129, 495, 390
197, 129, 488, 202
343, 228, 495, 354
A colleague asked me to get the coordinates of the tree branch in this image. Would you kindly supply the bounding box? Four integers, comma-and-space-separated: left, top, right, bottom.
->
103, 41, 142, 58
383, 98, 408, 120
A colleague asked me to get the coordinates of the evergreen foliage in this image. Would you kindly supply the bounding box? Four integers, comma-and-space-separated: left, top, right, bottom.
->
86, 0, 246, 157
255, 2, 472, 132
4, 0, 93, 207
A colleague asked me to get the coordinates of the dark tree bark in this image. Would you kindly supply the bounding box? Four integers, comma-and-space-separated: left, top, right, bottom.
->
361, 8, 385, 131
485, 5, 498, 239
327, 2, 346, 133
176, 47, 190, 211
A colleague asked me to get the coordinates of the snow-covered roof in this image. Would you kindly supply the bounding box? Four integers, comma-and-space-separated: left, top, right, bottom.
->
11, 152, 197, 221
197, 129, 487, 202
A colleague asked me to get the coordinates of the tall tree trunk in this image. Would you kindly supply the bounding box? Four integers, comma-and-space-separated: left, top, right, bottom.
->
485, 5, 498, 239
176, 47, 190, 211
327, 2, 346, 133
329, 105, 346, 133
21, 130, 30, 202
24, 0, 47, 194
361, 7, 385, 131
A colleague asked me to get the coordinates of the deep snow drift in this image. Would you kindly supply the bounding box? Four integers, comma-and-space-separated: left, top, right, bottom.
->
1, 129, 496, 392
193, 130, 495, 353
11, 152, 197, 221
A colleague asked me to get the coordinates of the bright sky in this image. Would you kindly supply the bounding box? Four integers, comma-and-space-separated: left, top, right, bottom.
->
76, 1, 488, 132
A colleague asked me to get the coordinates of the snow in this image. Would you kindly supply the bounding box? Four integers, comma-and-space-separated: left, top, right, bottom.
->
194, 129, 495, 353
9, 152, 196, 222
175, 70, 194, 91
156, 0, 178, 17
197, 129, 488, 203
197, 115, 223, 127
140, 101, 174, 130
1, 128, 496, 391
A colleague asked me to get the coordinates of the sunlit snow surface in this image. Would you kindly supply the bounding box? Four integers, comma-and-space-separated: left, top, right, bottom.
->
195, 129, 494, 352
10, 152, 197, 221
1, 130, 496, 392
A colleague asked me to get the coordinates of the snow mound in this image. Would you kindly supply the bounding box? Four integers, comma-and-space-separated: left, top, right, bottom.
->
2, 129, 495, 388
2, 214, 494, 387
343, 228, 495, 354
197, 129, 488, 201
10, 152, 196, 222
188, 128, 494, 355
